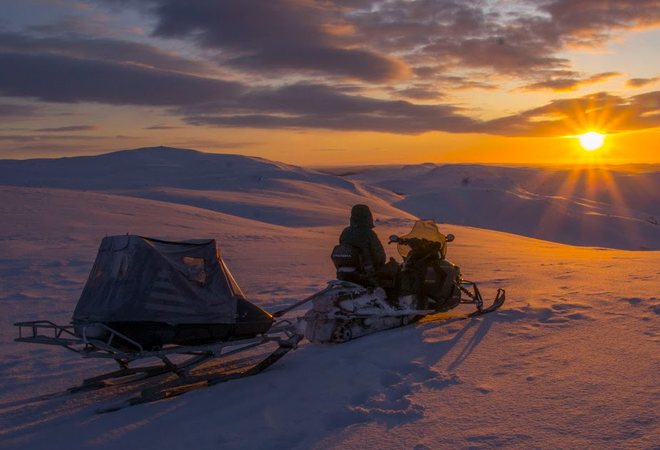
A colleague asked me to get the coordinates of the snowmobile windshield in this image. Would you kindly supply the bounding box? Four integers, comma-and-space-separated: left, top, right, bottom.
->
397, 219, 447, 259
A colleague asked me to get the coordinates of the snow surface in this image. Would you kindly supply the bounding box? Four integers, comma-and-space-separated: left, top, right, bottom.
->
349, 163, 660, 250
0, 148, 659, 449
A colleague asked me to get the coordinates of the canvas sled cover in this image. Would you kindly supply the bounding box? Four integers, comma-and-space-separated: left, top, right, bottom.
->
72, 235, 243, 324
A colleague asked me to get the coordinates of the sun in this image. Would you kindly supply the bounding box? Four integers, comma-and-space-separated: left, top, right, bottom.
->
578, 131, 606, 151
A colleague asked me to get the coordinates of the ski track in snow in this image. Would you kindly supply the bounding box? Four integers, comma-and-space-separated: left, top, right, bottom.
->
0, 148, 659, 450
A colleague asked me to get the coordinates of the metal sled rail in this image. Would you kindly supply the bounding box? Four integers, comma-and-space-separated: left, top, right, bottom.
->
14, 320, 302, 394
15, 320, 84, 351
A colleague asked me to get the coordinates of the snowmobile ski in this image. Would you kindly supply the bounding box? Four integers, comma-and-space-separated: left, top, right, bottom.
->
468, 288, 506, 317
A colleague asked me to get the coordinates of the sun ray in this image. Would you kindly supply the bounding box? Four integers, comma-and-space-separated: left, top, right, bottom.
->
527, 142, 644, 249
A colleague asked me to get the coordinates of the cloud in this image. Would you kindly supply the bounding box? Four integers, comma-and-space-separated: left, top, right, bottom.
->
4, 0, 660, 141
174, 82, 478, 134
626, 77, 659, 88
143, 123, 184, 130
36, 125, 100, 132
31, 14, 120, 36
1, 142, 105, 155
182, 87, 660, 137
480, 91, 660, 137
0, 134, 101, 142
346, 1, 569, 77
542, 0, 660, 47
0, 52, 244, 106
520, 71, 624, 92
93, 0, 660, 86
106, 0, 410, 83
29, 0, 92, 10
344, 0, 660, 83
0, 104, 40, 117
0, 31, 213, 76
171, 82, 660, 137
394, 85, 446, 101
2, 49, 658, 138
228, 46, 409, 83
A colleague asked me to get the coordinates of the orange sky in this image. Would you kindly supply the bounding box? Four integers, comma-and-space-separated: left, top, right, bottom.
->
1, 0, 660, 165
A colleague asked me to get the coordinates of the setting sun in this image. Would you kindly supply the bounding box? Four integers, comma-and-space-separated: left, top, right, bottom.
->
578, 131, 606, 151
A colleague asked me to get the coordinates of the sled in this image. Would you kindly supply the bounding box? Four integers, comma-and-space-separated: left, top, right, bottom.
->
14, 319, 301, 395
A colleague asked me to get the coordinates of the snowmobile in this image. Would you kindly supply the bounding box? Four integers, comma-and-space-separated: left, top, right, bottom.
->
303, 220, 505, 343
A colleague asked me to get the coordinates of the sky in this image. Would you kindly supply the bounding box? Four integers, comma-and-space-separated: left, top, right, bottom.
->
0, 0, 659, 166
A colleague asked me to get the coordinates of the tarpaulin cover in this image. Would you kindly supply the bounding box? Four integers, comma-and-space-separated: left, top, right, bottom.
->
72, 235, 243, 324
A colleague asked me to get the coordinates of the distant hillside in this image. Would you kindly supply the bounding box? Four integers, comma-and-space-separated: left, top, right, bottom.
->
0, 146, 354, 192
2, 147, 659, 249
0, 147, 414, 228
350, 163, 660, 250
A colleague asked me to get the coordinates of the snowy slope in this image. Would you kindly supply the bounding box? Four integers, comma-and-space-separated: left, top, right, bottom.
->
0, 147, 411, 227
0, 149, 659, 449
350, 164, 660, 250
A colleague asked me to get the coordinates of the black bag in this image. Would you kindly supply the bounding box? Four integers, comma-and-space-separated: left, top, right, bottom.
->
331, 244, 363, 270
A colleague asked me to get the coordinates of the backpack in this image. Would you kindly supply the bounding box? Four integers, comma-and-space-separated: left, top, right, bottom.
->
331, 244, 366, 283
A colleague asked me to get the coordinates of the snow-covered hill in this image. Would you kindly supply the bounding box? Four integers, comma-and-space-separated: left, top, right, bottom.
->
0, 148, 659, 449
349, 163, 660, 250
0, 147, 412, 227
0, 146, 342, 191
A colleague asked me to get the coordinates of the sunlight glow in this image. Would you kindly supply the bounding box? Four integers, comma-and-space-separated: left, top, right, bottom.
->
578, 132, 606, 151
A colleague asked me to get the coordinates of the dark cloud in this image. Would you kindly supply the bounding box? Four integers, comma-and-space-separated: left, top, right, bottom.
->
542, 0, 660, 46
104, 0, 409, 83
174, 83, 478, 134
627, 77, 659, 88
228, 46, 408, 83
0, 52, 244, 106
346, 1, 569, 76
480, 91, 660, 137
436, 76, 498, 91
0, 103, 39, 117
3, 0, 659, 141
143, 123, 184, 130
394, 85, 446, 101
167, 81, 660, 136
345, 0, 660, 82
0, 31, 213, 76
36, 125, 100, 132
29, 0, 92, 10
92, 0, 660, 85
0, 134, 108, 141
183, 87, 660, 137
520, 72, 624, 92
31, 13, 129, 36
0, 142, 105, 155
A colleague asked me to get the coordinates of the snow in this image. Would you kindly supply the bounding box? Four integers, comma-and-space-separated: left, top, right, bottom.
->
349, 163, 660, 250
1, 147, 659, 449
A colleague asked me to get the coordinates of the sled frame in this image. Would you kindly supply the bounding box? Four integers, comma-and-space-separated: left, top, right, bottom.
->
15, 320, 300, 387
